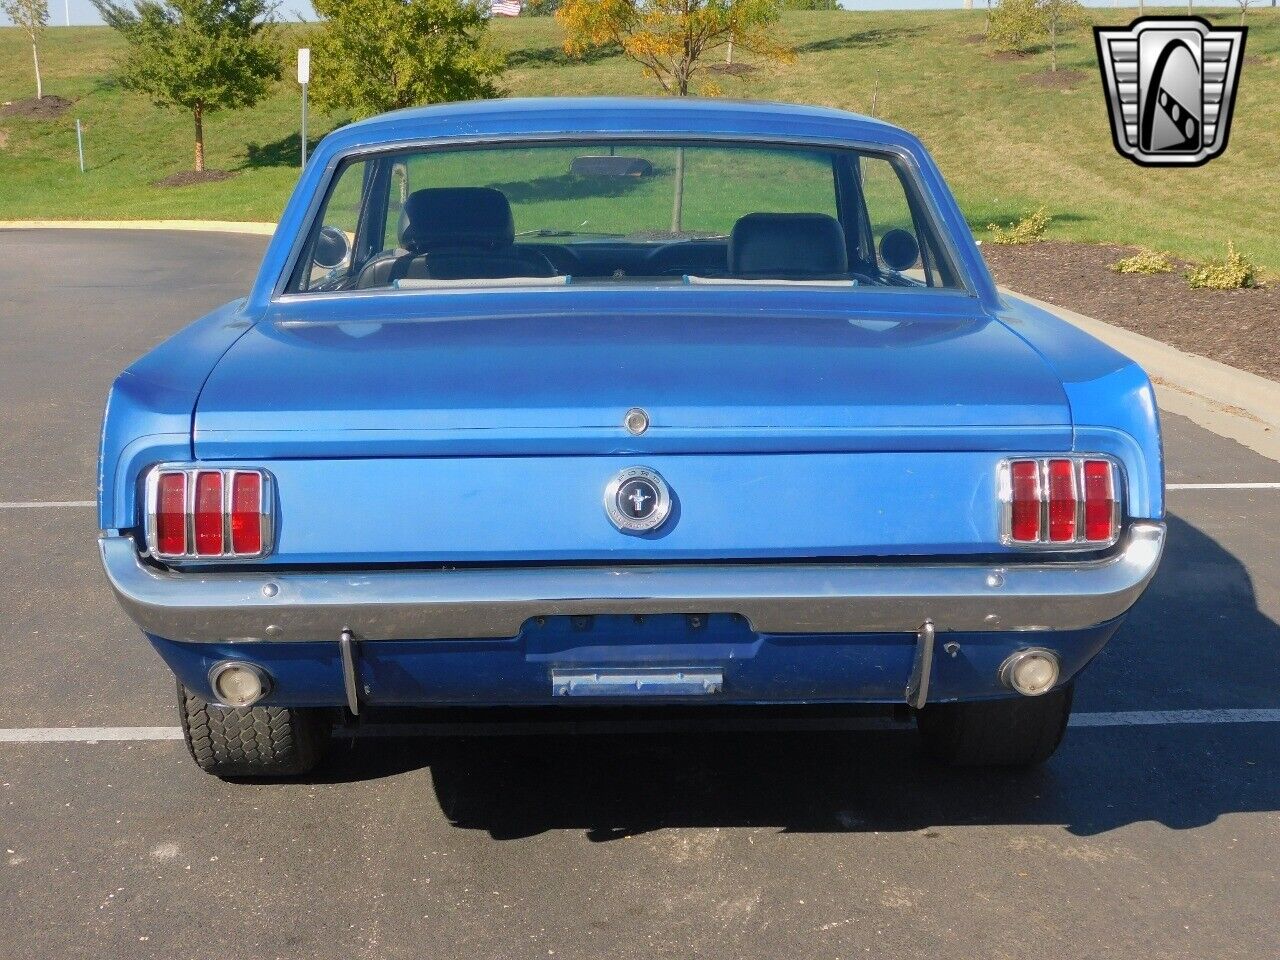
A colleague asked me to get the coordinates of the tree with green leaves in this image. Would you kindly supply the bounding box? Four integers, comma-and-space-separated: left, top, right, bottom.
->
556, 0, 794, 97
1039, 0, 1087, 71
2, 0, 50, 99
310, 0, 503, 118
92, 0, 282, 172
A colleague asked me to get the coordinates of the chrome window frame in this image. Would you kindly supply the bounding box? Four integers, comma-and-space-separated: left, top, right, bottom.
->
998, 455, 1123, 551
272, 133, 977, 302
143, 465, 276, 562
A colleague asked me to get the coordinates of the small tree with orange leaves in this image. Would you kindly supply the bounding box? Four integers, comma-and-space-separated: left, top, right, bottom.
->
556, 0, 793, 97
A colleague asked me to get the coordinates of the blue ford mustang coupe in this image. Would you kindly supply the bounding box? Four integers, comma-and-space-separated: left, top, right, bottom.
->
98, 98, 1165, 777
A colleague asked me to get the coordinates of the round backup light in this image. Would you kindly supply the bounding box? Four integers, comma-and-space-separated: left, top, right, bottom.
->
209, 662, 271, 708
999, 649, 1060, 697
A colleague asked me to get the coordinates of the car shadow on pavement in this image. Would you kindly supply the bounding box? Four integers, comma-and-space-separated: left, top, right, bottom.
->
317, 512, 1279, 841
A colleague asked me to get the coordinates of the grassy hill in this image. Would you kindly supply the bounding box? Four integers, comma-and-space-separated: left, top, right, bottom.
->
1, 10, 1278, 268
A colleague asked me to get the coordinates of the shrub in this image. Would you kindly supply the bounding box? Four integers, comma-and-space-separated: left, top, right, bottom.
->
987, 207, 1050, 244
1110, 248, 1175, 275
988, 0, 1045, 54
1185, 242, 1260, 290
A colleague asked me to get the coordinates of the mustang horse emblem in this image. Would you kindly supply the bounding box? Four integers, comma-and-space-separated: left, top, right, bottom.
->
604, 467, 670, 533
627, 486, 651, 514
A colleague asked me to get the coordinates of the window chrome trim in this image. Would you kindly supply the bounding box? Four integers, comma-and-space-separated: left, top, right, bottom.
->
144, 465, 275, 562
273, 132, 976, 302
998, 455, 1122, 550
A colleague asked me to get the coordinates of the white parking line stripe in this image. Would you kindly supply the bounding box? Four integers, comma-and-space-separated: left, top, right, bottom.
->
0, 727, 184, 743
0, 500, 94, 509
1167, 483, 1280, 490
1068, 709, 1280, 726
2, 709, 1278, 744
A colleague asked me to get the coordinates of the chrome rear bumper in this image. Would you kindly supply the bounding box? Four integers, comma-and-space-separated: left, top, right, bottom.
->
99, 523, 1165, 643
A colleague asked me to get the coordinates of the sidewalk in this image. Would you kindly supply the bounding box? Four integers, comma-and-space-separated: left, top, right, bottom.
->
1008, 290, 1280, 464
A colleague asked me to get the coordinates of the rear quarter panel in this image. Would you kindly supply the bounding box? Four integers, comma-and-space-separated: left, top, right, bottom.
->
997, 292, 1164, 519
98, 299, 255, 530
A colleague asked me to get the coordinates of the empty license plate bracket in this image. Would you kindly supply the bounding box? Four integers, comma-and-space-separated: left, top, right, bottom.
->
551, 668, 724, 698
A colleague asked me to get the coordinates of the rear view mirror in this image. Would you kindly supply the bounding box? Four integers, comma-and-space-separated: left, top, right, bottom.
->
569, 155, 654, 177
879, 229, 920, 272
314, 225, 352, 271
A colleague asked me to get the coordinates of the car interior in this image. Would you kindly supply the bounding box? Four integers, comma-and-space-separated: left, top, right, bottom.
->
290, 143, 961, 293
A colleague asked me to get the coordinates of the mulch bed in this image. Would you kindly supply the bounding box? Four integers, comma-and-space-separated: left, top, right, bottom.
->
1027, 68, 1086, 90
0, 95, 73, 120
152, 169, 237, 188
708, 62, 759, 77
983, 241, 1279, 382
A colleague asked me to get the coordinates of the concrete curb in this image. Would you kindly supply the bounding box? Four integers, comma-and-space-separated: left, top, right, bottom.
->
0, 220, 276, 236
1007, 289, 1280, 464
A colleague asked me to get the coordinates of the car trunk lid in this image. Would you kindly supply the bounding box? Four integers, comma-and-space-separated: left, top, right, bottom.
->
193, 290, 1071, 458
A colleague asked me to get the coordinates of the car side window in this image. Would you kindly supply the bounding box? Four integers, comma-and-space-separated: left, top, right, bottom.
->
860, 156, 943, 286
298, 159, 368, 290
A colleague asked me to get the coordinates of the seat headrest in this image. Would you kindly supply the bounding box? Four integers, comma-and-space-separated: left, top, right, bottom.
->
728, 213, 848, 277
399, 187, 515, 251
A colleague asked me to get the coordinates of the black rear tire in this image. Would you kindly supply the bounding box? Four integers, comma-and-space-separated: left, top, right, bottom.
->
916, 683, 1074, 767
178, 683, 327, 778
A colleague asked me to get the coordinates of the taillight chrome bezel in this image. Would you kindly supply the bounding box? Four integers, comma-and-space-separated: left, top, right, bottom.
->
143, 465, 275, 561
998, 456, 1122, 550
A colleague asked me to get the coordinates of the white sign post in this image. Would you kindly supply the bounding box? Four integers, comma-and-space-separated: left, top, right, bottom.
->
297, 48, 310, 169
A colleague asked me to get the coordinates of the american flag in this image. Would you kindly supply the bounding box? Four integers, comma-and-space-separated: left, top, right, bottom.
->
491, 0, 521, 14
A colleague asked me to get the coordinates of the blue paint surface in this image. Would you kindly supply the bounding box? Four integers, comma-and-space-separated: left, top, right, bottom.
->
150, 616, 1121, 708
100, 99, 1162, 706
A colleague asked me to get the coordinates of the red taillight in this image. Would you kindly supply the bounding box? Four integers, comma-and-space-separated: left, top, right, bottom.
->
230, 472, 263, 555
1083, 459, 1116, 542
148, 467, 271, 559
193, 471, 224, 555
1004, 457, 1119, 547
1046, 459, 1077, 542
155, 472, 187, 556
1009, 460, 1041, 542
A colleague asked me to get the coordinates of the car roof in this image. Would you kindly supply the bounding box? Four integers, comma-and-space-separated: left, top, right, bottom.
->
323, 96, 919, 153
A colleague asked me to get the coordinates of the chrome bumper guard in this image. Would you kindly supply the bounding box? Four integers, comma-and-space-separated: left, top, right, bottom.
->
99, 522, 1165, 644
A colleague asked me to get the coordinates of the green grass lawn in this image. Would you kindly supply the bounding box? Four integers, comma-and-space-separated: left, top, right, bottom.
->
1, 10, 1277, 267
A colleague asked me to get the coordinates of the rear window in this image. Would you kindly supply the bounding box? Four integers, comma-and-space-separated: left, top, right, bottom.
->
288, 140, 961, 294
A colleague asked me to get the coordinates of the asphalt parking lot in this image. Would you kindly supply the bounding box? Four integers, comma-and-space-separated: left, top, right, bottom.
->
1, 228, 1277, 960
